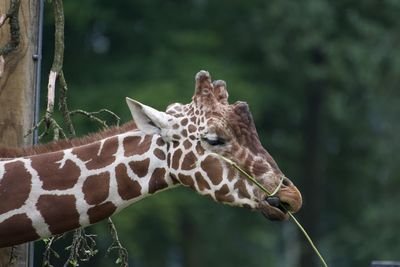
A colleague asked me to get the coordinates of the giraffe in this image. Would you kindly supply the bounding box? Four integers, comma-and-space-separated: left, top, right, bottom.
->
0, 70, 302, 248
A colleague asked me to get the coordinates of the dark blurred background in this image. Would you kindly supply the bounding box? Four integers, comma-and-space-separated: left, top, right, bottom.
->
35, 0, 400, 266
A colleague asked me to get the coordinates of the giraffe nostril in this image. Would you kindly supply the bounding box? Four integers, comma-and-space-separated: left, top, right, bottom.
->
282, 177, 292, 187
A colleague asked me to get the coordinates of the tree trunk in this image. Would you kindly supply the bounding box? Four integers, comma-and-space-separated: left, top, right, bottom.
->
299, 84, 326, 267
0, 0, 41, 266
180, 214, 197, 267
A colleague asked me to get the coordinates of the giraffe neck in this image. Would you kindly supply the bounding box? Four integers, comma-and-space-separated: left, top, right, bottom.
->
0, 130, 177, 248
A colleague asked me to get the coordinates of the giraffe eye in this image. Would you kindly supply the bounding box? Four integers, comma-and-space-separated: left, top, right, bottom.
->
203, 136, 226, 146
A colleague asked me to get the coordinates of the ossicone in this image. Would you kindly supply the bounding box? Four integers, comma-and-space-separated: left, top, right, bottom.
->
193, 70, 230, 107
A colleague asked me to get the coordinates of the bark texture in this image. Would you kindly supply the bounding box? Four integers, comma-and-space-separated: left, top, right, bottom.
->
0, 0, 40, 266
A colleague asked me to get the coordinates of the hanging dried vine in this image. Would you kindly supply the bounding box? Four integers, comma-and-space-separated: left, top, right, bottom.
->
107, 218, 129, 267
23, 0, 129, 266
62, 228, 98, 267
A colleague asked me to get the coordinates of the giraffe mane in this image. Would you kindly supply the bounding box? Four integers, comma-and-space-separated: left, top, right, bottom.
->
0, 121, 137, 158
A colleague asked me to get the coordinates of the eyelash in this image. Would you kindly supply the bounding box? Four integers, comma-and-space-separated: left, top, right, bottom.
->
203, 136, 226, 146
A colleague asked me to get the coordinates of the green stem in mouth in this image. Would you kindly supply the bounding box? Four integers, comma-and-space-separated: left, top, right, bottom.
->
210, 153, 328, 267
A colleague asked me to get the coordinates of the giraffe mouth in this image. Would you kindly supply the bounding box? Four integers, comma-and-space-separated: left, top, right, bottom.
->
259, 198, 290, 221
258, 178, 302, 221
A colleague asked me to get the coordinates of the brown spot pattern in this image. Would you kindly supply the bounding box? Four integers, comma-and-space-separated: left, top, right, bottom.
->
170, 174, 180, 184
236, 148, 247, 162
188, 124, 197, 133
252, 159, 269, 177
195, 142, 205, 155
82, 172, 110, 205
0, 161, 31, 214
73, 136, 119, 170
0, 213, 39, 247
167, 153, 171, 167
156, 137, 165, 146
172, 149, 182, 170
128, 158, 150, 178
227, 167, 236, 181
148, 168, 167, 194
115, 164, 142, 200
31, 152, 80, 190
37, 194, 80, 235
234, 180, 250, 199
123, 135, 152, 157
183, 140, 192, 149
195, 172, 211, 191
173, 141, 179, 148
178, 174, 195, 190
216, 184, 229, 195
244, 154, 254, 172
154, 148, 166, 160
243, 204, 252, 209
172, 134, 181, 140
181, 151, 197, 170
181, 118, 189, 126
181, 129, 188, 137
201, 156, 223, 185
87, 201, 117, 224
227, 102, 266, 155
216, 184, 234, 203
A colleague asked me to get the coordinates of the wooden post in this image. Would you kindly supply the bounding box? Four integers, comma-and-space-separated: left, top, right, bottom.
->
0, 0, 41, 266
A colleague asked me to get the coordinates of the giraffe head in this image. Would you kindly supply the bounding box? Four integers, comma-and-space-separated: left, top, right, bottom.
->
126, 71, 302, 221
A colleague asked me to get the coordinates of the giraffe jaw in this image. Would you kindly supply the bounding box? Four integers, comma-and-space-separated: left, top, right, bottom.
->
259, 201, 290, 221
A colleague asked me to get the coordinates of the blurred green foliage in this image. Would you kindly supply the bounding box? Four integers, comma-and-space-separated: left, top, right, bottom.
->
35, 0, 400, 266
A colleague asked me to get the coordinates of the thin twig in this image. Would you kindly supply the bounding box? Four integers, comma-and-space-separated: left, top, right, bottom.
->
107, 218, 129, 267
43, 117, 66, 141
24, 118, 44, 138
70, 110, 108, 129
42, 235, 64, 267
46, 71, 57, 118
8, 246, 16, 265
50, 0, 64, 73
69, 109, 121, 129
45, 0, 64, 122
90, 109, 121, 127
58, 71, 76, 137
63, 228, 98, 267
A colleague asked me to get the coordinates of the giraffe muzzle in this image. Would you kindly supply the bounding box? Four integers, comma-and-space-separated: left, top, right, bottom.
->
260, 179, 302, 221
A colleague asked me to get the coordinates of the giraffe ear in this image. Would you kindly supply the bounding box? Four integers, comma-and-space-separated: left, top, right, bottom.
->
126, 97, 175, 135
